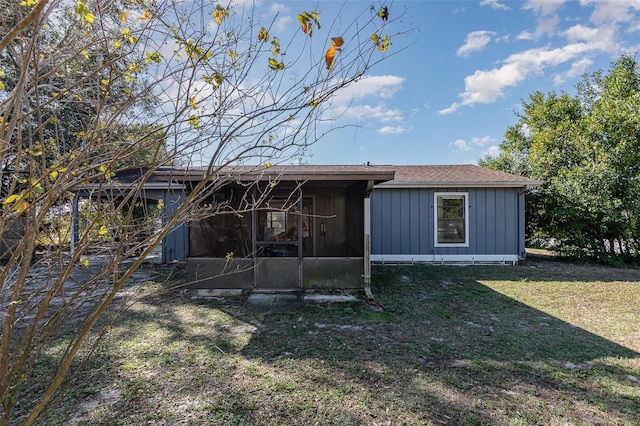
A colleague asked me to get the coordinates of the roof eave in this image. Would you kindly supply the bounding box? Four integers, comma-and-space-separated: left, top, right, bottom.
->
158, 170, 395, 183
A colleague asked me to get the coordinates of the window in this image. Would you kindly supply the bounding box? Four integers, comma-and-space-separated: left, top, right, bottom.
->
256, 198, 313, 257
264, 211, 288, 240
435, 192, 468, 247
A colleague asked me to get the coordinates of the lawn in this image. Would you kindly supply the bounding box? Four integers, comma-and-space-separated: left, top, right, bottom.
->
25, 258, 640, 425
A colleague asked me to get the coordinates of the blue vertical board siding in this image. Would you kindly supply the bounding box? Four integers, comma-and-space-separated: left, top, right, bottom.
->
381, 190, 393, 253
409, 190, 421, 254
495, 189, 507, 254
371, 191, 380, 252
390, 190, 402, 253
505, 190, 517, 253
485, 188, 498, 254
400, 189, 413, 253
371, 187, 524, 257
419, 189, 430, 253
475, 189, 487, 254
162, 190, 187, 262
467, 190, 477, 254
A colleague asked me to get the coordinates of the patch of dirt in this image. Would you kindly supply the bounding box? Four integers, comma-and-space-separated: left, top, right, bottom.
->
68, 388, 121, 424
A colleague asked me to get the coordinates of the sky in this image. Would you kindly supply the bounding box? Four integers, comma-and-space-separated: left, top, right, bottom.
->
253, 0, 640, 166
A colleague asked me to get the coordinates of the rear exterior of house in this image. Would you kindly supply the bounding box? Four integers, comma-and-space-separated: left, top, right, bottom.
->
161, 165, 394, 292
370, 165, 540, 263
152, 164, 539, 290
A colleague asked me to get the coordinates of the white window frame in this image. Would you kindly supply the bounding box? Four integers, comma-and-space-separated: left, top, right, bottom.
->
434, 192, 469, 248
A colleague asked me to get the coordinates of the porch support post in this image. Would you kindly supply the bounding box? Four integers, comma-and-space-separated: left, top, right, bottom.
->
363, 181, 373, 300
297, 189, 303, 289
251, 187, 257, 289
297, 189, 303, 260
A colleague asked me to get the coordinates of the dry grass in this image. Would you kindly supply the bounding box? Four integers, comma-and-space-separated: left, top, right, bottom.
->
18, 258, 640, 425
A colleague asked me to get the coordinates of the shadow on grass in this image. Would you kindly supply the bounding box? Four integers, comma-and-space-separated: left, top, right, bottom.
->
232, 264, 639, 424
36, 262, 640, 425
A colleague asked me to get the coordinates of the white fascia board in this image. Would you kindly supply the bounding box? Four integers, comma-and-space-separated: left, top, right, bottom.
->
371, 254, 520, 263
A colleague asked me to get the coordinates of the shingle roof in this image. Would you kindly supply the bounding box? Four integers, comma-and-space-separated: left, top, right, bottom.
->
373, 164, 540, 188
156, 164, 395, 183
156, 164, 540, 188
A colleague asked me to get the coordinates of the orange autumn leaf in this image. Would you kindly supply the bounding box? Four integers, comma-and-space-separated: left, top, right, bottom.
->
325, 45, 337, 71
301, 22, 308, 34
325, 37, 344, 72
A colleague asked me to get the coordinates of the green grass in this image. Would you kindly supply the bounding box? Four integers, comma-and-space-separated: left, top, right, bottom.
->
22, 259, 640, 425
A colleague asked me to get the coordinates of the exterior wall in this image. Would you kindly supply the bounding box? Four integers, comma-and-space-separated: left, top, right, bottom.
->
162, 190, 188, 262
370, 187, 525, 262
0, 216, 23, 260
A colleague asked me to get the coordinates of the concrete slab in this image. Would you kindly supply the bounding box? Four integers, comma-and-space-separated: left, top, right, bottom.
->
271, 294, 302, 313
243, 293, 302, 313
303, 294, 359, 303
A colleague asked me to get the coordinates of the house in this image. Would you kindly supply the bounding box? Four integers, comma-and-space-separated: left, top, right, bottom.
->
159, 164, 538, 292
70, 164, 539, 290
370, 165, 540, 264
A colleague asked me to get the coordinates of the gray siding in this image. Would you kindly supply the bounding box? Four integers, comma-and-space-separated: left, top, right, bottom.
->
162, 190, 188, 262
371, 187, 524, 257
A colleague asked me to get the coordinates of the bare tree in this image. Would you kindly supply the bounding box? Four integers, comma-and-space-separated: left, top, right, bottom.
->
0, 0, 409, 422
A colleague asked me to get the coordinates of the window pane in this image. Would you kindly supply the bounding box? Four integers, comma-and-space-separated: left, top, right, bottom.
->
437, 195, 465, 244
257, 199, 300, 242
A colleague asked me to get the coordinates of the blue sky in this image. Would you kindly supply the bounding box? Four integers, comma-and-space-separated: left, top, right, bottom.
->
253, 0, 640, 166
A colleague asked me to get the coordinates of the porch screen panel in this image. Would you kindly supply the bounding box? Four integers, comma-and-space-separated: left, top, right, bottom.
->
256, 198, 312, 257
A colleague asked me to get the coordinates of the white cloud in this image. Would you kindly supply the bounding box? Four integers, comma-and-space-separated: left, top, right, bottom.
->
536, 15, 560, 36
524, 0, 565, 39
554, 56, 593, 84
448, 136, 492, 153
273, 15, 292, 32
480, 0, 510, 10
340, 104, 403, 123
582, 0, 640, 25
457, 31, 495, 57
524, 0, 567, 16
516, 30, 535, 41
439, 30, 616, 114
330, 75, 404, 110
485, 145, 502, 157
451, 139, 471, 151
323, 75, 405, 131
264, 3, 292, 32
471, 136, 492, 146
563, 23, 616, 47
378, 126, 406, 135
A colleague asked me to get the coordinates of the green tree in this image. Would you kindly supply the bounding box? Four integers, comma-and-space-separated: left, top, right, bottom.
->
480, 54, 640, 261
